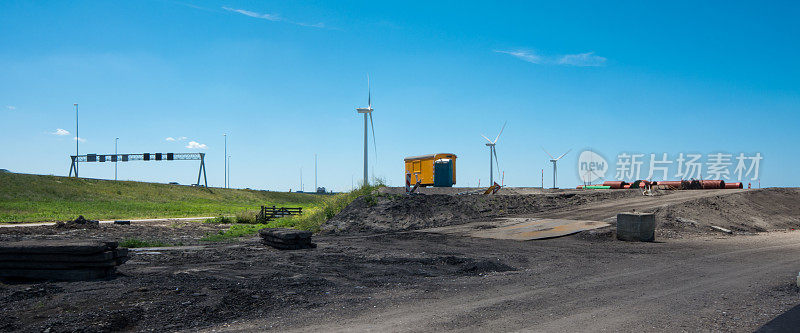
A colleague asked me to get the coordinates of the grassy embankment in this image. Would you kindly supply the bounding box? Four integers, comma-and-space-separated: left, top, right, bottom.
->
0, 172, 323, 223
200, 183, 383, 241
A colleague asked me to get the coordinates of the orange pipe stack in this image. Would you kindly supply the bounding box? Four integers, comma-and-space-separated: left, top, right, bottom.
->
724, 182, 743, 189
657, 180, 686, 189
701, 180, 725, 189
603, 181, 627, 189
595, 180, 738, 190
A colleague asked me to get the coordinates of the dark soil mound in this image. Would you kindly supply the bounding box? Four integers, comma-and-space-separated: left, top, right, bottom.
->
321, 190, 640, 234
654, 188, 800, 233
55, 216, 99, 229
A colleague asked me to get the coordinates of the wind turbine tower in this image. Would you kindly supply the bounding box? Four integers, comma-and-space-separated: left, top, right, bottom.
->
543, 148, 571, 189
356, 76, 376, 187
481, 122, 506, 186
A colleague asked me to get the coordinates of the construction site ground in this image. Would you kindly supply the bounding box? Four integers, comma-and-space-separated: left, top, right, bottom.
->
1, 188, 799, 332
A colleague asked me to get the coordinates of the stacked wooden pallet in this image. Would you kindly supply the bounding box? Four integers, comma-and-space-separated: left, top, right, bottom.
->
259, 228, 316, 250
0, 240, 128, 281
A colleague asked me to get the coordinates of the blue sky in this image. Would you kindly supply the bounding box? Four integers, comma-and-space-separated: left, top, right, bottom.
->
1, 1, 798, 190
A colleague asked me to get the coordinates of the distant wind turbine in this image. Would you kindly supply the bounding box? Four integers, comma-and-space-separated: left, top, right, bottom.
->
356, 75, 377, 186
481, 122, 506, 186
543, 148, 570, 189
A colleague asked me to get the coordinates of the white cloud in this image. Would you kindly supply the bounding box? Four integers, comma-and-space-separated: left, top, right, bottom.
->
6, 106, 15, 111
178, 136, 187, 141
52, 128, 70, 136
185, 141, 208, 149
494, 50, 544, 64
222, 6, 281, 21
166, 136, 188, 142
166, 137, 176, 141
73, 137, 86, 143
495, 49, 607, 67
556, 52, 607, 67
298, 22, 326, 28
222, 6, 325, 28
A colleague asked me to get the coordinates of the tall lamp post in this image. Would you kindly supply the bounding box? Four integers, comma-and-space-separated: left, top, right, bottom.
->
114, 137, 119, 181
74, 103, 79, 178
223, 133, 227, 188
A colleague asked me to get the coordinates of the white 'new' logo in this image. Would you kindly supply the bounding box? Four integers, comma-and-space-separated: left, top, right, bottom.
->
578, 150, 608, 183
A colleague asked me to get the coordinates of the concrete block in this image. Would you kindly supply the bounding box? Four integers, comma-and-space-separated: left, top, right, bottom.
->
616, 212, 655, 242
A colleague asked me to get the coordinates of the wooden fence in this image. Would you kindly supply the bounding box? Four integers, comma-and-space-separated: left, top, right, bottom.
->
257, 206, 303, 223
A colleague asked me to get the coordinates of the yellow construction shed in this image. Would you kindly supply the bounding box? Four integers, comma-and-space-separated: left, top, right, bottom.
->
404, 153, 457, 187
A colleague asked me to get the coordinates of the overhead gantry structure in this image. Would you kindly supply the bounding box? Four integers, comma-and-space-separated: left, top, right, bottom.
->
69, 152, 207, 187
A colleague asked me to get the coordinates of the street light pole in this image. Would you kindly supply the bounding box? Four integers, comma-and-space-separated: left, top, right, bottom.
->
115, 137, 119, 181
223, 133, 227, 188
74, 103, 79, 178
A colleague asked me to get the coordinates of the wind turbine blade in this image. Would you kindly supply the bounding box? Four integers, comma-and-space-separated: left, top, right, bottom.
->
541, 147, 555, 159
480, 134, 493, 143
493, 121, 507, 143
555, 149, 572, 161
369, 112, 377, 159
367, 74, 371, 108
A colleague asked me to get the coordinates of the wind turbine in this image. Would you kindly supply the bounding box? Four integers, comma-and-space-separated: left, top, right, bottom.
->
481, 122, 506, 186
356, 76, 377, 187
543, 148, 571, 189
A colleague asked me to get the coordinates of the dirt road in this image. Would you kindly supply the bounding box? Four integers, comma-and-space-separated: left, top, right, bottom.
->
206, 232, 800, 332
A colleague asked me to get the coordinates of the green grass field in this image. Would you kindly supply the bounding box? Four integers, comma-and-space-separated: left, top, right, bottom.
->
0, 172, 325, 223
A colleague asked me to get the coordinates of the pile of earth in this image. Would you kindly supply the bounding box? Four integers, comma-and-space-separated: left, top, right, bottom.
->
653, 188, 800, 233
55, 215, 99, 229
321, 190, 641, 234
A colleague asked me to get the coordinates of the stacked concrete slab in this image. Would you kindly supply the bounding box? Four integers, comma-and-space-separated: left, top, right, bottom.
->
259, 228, 316, 250
0, 240, 128, 281
616, 212, 656, 242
